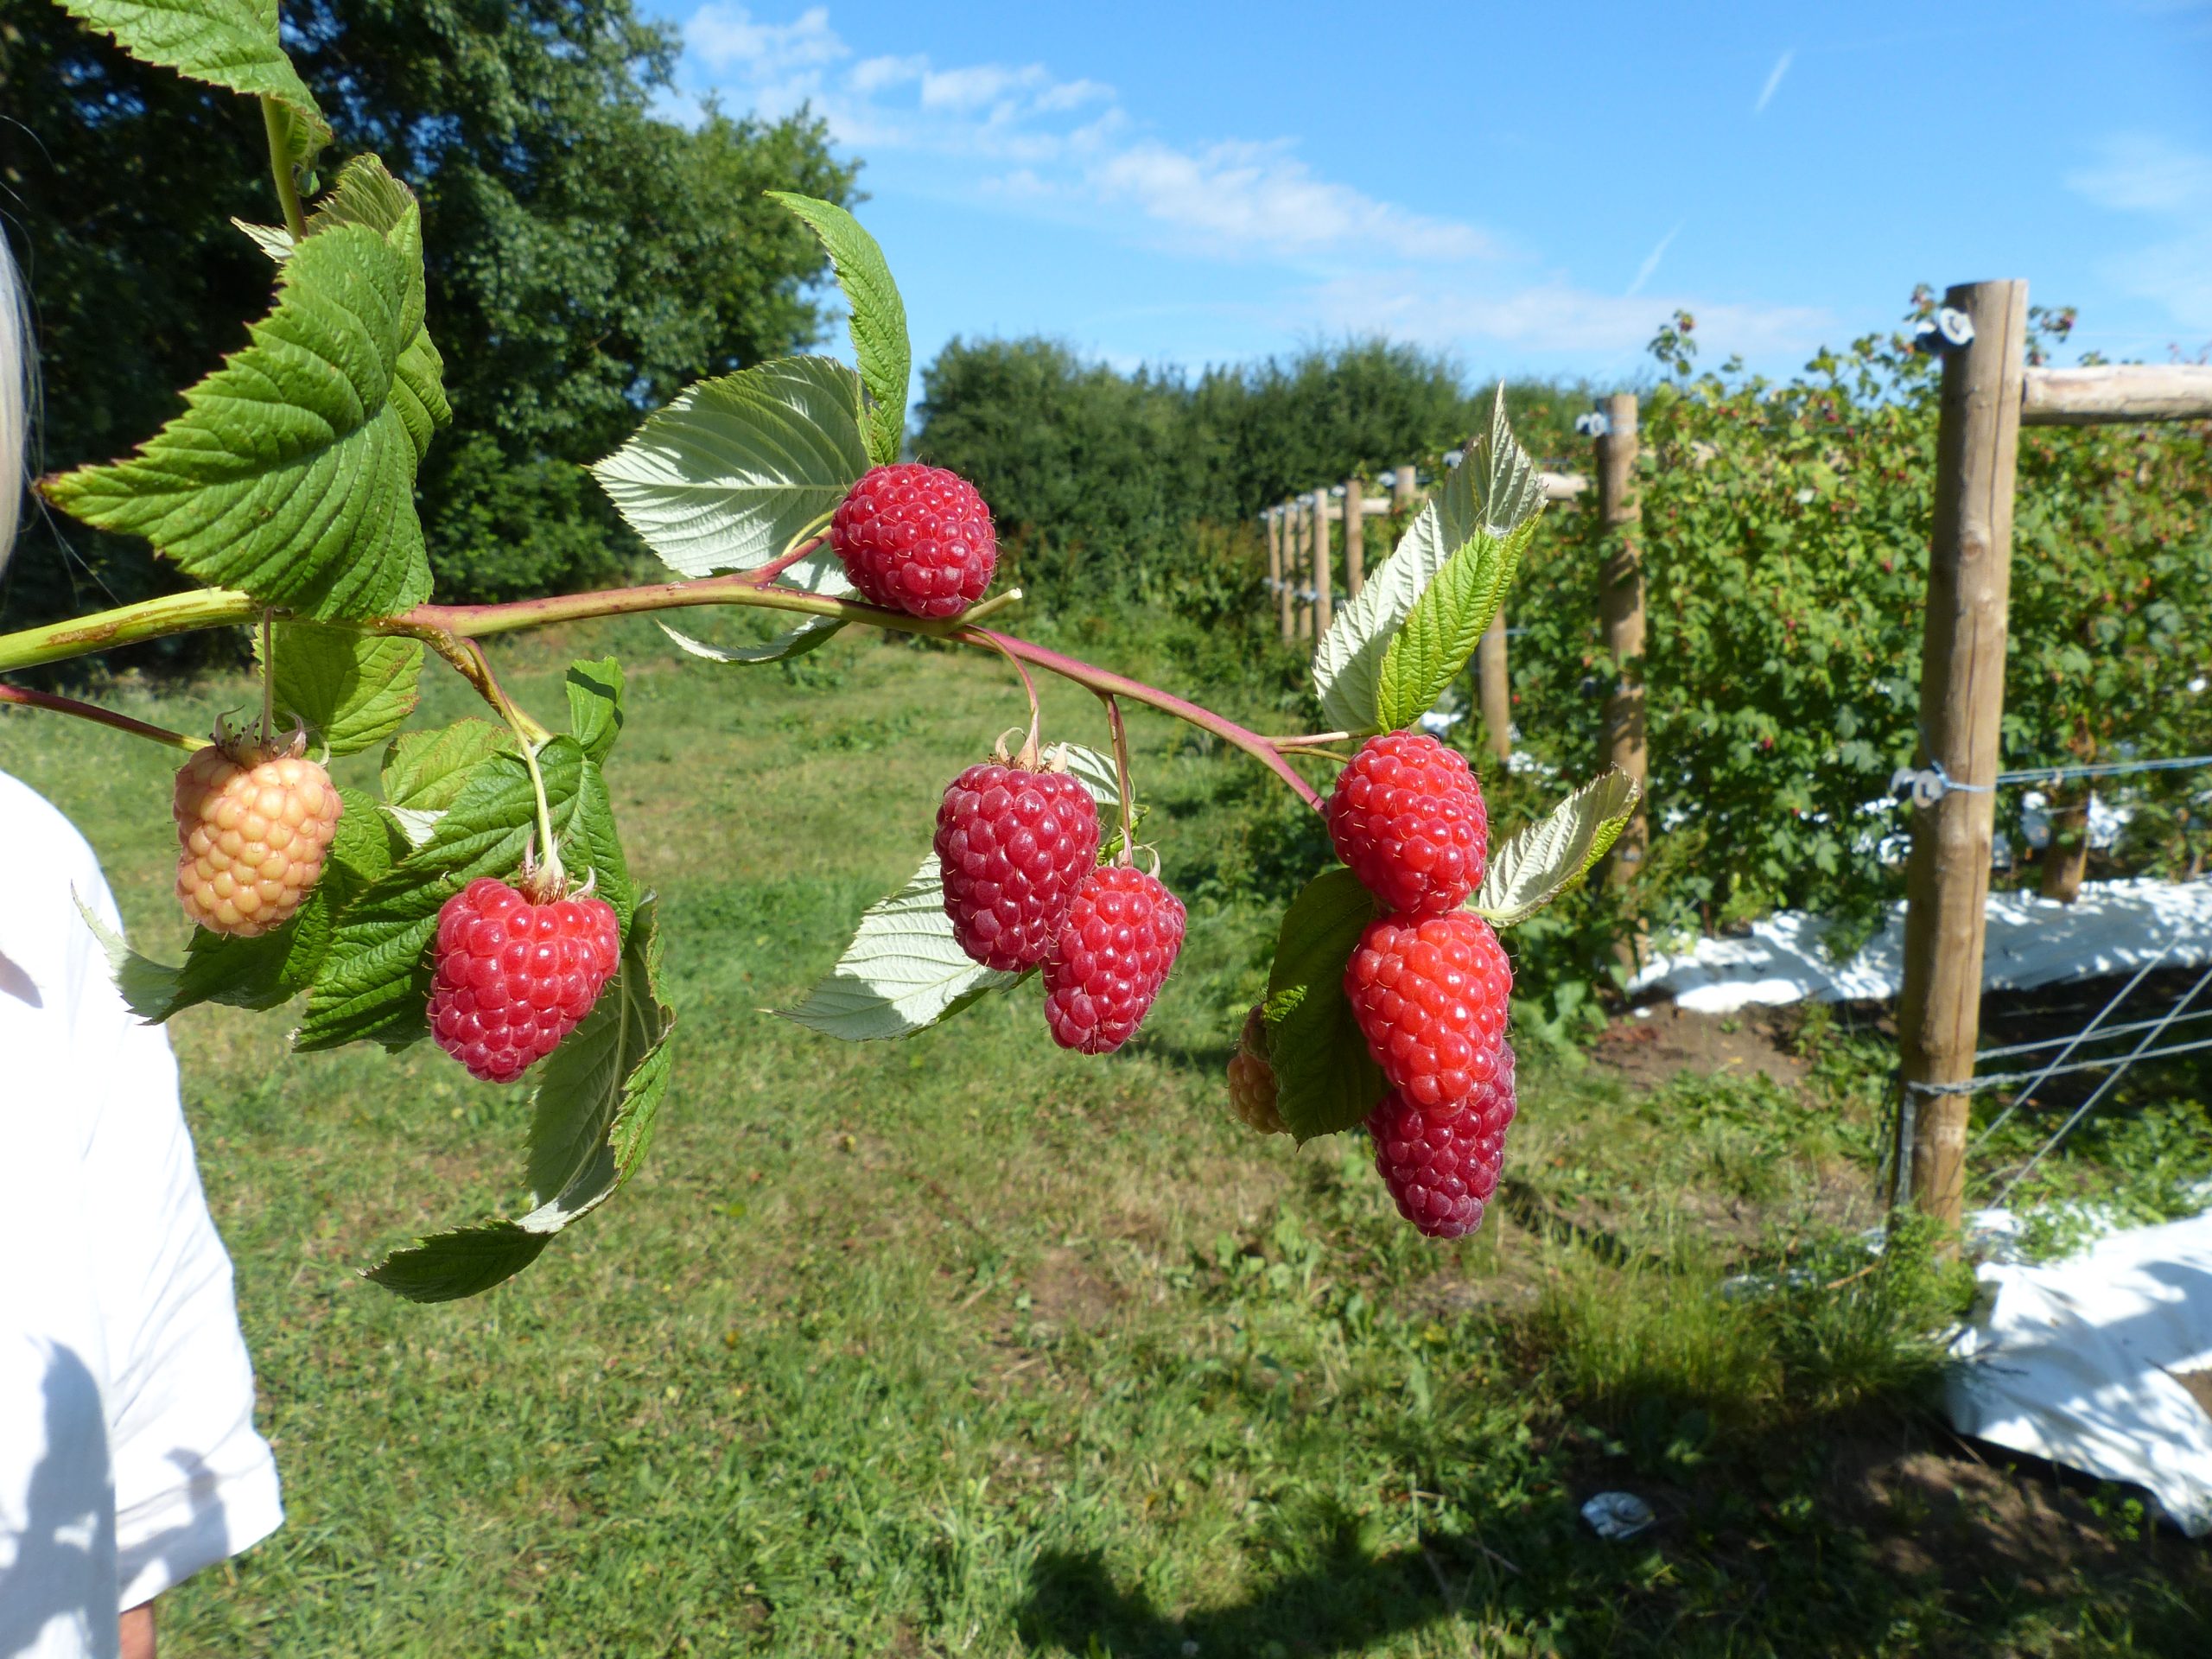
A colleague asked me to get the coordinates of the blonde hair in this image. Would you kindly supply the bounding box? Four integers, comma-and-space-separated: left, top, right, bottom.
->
0, 237, 28, 574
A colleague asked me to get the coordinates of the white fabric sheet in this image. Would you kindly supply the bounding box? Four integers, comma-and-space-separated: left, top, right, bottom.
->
1948, 1209, 2212, 1536
1628, 878, 2212, 1014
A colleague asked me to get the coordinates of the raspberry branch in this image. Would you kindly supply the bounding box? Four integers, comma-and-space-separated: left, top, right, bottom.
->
0, 683, 208, 753
1101, 693, 1136, 861
0, 575, 1324, 810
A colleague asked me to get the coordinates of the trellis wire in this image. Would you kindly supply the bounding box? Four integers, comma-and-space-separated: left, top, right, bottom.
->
1892, 751, 2212, 806
1964, 945, 2171, 1148
1974, 1005, 2212, 1064
1991, 962, 2212, 1208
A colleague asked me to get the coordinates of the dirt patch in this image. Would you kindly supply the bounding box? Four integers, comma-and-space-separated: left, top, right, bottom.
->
1594, 1001, 1812, 1091
1024, 1245, 1122, 1332
2174, 1366, 2212, 1422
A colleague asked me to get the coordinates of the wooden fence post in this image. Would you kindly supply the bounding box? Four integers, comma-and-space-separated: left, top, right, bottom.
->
1313, 491, 1333, 638
1274, 506, 1292, 641
1596, 393, 1647, 903
1896, 279, 2030, 1231
1293, 498, 1313, 641
1393, 463, 1417, 513
1344, 477, 1365, 595
1477, 611, 1510, 761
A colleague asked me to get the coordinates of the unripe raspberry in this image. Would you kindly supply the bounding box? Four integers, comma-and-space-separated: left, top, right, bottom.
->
1042, 863, 1186, 1055
429, 876, 621, 1084
1326, 731, 1488, 916
1344, 910, 1512, 1110
830, 462, 996, 617
1367, 1044, 1517, 1239
935, 757, 1101, 970
1226, 1005, 1285, 1135
173, 729, 341, 937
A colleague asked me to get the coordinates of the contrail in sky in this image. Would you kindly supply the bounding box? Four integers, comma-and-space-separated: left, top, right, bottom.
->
1754, 49, 1794, 115
1628, 222, 1683, 296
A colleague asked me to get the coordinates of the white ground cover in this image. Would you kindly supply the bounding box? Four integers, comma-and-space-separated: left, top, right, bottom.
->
1627, 878, 2212, 1014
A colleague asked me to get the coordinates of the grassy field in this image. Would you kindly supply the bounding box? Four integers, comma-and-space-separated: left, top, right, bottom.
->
4, 618, 2207, 1657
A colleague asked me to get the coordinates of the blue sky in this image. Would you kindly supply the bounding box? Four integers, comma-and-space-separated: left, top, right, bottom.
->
644, 0, 2212, 397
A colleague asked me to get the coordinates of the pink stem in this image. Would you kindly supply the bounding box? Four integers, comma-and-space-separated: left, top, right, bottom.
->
0, 683, 206, 752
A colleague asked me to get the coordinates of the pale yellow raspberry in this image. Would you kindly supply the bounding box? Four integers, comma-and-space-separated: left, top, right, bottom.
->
173, 730, 341, 938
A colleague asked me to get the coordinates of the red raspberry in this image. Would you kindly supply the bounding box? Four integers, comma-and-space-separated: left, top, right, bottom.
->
429, 877, 621, 1084
830, 462, 996, 617
1344, 910, 1511, 1109
935, 760, 1101, 970
1042, 864, 1186, 1054
1327, 732, 1489, 916
1367, 1044, 1517, 1239
1226, 1005, 1285, 1135
173, 729, 341, 937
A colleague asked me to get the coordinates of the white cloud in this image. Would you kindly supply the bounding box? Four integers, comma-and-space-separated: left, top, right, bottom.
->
674, 5, 1837, 370
1753, 49, 1793, 115
2064, 133, 2212, 331
1627, 222, 1682, 296
675, 3, 1497, 266
1306, 271, 1832, 359
687, 3, 844, 76
1084, 140, 1498, 264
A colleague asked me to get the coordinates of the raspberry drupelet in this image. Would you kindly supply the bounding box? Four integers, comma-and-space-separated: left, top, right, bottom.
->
935, 757, 1101, 971
173, 728, 341, 938
1326, 731, 1489, 917
1042, 864, 1185, 1055
429, 876, 621, 1084
1367, 1043, 1518, 1239
1344, 909, 1513, 1110
830, 462, 997, 618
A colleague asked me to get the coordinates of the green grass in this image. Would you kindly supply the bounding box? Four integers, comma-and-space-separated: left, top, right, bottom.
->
3, 621, 2206, 1657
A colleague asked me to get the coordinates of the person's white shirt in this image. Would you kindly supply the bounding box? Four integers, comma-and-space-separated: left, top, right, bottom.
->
0, 768, 282, 1656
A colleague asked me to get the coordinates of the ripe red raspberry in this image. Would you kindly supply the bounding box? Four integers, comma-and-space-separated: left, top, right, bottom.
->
1042, 864, 1186, 1054
429, 876, 620, 1084
173, 728, 341, 937
1226, 1005, 1285, 1135
1344, 910, 1512, 1109
1326, 731, 1489, 916
1367, 1043, 1517, 1239
935, 758, 1101, 970
830, 462, 996, 617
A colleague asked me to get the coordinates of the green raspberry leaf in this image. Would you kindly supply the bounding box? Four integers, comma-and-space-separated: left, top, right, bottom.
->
564, 658, 625, 764
381, 720, 513, 813
365, 897, 674, 1303
592, 355, 869, 579
766, 193, 910, 467
1374, 518, 1536, 734
260, 622, 422, 756
1263, 867, 1384, 1143
1470, 768, 1642, 927
227, 156, 452, 460
1313, 385, 1543, 734
41, 221, 434, 620
299, 737, 625, 1052
57, 0, 332, 174
308, 157, 451, 458
778, 853, 1019, 1041
79, 784, 402, 1021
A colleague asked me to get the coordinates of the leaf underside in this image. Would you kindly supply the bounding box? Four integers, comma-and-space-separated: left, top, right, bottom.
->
779, 853, 1019, 1041
1471, 768, 1643, 927
592, 355, 870, 579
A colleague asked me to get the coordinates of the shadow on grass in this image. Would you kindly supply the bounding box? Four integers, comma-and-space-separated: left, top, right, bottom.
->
1016, 1533, 1464, 1659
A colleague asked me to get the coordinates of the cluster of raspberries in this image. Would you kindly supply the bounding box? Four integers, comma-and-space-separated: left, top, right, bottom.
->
935, 753, 1184, 1053
174, 734, 625, 1085
1233, 732, 1518, 1240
